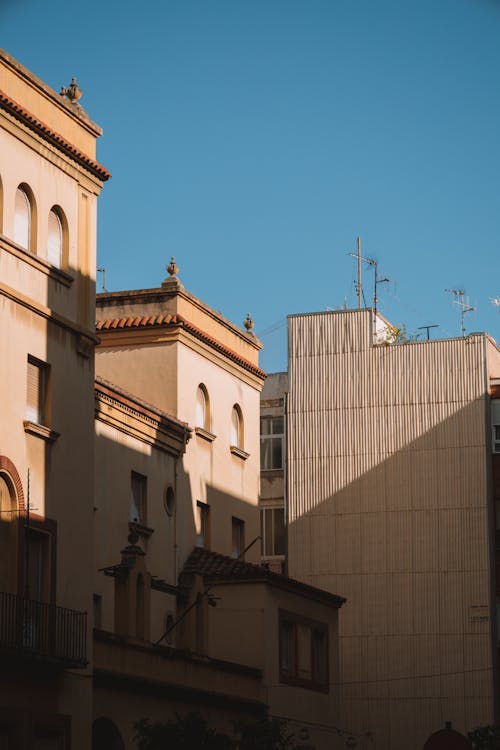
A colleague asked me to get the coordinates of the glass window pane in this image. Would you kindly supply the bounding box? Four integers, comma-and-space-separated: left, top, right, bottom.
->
47, 210, 62, 268
196, 387, 206, 428
271, 437, 283, 469
274, 508, 285, 555
231, 407, 240, 447
260, 416, 271, 435
273, 416, 284, 435
14, 188, 30, 249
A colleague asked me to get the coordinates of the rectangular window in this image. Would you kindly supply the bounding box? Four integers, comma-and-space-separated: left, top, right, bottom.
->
279, 610, 329, 691
130, 472, 147, 524
26, 356, 48, 425
231, 517, 245, 558
196, 502, 209, 549
260, 506, 285, 557
260, 416, 284, 470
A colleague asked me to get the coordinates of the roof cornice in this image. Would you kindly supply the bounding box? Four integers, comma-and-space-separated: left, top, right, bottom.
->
96, 312, 266, 381
0, 88, 111, 182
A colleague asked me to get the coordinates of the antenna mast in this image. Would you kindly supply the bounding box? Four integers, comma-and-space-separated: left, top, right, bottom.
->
445, 289, 474, 337
357, 236, 362, 309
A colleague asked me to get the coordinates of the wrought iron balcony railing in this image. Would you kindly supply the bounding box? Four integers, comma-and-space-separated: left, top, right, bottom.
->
0, 591, 87, 667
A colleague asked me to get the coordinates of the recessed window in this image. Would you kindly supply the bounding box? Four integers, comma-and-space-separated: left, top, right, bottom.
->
26, 356, 48, 425
196, 384, 210, 431
231, 404, 243, 449
279, 610, 329, 691
130, 472, 147, 524
231, 517, 245, 559
493, 401, 500, 453
260, 506, 285, 557
260, 415, 284, 470
47, 208, 63, 268
164, 486, 175, 516
195, 501, 209, 549
14, 186, 31, 250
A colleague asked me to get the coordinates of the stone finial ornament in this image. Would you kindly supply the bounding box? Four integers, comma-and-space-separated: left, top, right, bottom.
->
243, 313, 254, 333
162, 256, 184, 291
166, 257, 179, 277
60, 77, 82, 104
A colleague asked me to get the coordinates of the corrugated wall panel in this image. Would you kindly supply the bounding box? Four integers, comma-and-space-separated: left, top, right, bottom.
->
286, 310, 497, 750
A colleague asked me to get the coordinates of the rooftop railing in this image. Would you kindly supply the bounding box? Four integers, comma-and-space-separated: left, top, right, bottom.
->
0, 590, 87, 667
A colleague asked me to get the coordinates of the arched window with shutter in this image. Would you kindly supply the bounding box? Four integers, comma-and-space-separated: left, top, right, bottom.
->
196, 384, 210, 431
47, 208, 63, 268
14, 186, 31, 250
231, 404, 243, 449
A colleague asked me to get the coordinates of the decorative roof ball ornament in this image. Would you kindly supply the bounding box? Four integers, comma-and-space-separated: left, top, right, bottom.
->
166, 256, 179, 278
60, 77, 83, 105
243, 313, 254, 333
162, 256, 184, 291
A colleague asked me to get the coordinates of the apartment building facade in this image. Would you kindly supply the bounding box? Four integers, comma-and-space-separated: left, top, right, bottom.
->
286, 308, 500, 750
0, 49, 109, 748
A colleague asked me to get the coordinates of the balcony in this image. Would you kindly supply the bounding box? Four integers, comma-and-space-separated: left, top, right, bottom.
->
0, 591, 87, 668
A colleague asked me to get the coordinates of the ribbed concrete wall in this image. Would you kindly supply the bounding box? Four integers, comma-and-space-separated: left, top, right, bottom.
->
287, 309, 497, 750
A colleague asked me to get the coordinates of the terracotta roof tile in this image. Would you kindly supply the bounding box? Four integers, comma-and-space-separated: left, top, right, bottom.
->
0, 89, 111, 181
95, 312, 266, 379
181, 547, 345, 608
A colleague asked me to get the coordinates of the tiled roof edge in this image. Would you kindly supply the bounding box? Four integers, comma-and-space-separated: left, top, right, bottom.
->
0, 89, 111, 181
96, 312, 267, 380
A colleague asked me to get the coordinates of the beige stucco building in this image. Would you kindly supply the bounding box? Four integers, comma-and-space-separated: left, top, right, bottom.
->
0, 48, 109, 747
0, 50, 347, 750
92, 270, 346, 749
286, 308, 500, 749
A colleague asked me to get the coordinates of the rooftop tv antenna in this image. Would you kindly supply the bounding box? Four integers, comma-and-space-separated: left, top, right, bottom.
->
445, 289, 474, 337
97, 267, 107, 293
347, 242, 391, 319
417, 324, 439, 341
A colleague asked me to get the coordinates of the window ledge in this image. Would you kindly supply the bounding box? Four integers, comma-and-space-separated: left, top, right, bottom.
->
23, 420, 60, 442
195, 427, 216, 442
230, 446, 250, 460
129, 521, 154, 538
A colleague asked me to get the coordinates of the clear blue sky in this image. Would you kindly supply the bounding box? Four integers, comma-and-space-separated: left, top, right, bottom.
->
3, 0, 500, 371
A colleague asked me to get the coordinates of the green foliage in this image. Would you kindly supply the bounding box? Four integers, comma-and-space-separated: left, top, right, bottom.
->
468, 725, 500, 750
234, 716, 314, 750
134, 713, 315, 750
383, 323, 420, 345
134, 713, 233, 750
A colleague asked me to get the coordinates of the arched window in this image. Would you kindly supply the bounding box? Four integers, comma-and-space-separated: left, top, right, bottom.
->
231, 404, 243, 449
14, 186, 31, 250
47, 208, 63, 268
196, 384, 210, 431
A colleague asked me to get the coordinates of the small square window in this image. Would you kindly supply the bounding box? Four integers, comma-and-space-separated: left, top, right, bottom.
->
130, 472, 147, 524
